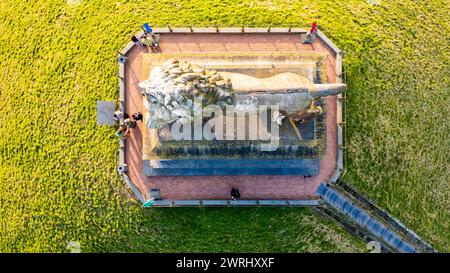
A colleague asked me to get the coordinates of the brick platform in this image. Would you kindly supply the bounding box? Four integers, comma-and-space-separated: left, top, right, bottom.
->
123, 32, 339, 201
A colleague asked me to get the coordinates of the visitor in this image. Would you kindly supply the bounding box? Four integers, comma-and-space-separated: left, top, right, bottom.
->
132, 112, 143, 121
131, 35, 143, 47
235, 188, 241, 199
142, 23, 152, 34
301, 22, 318, 44
113, 110, 129, 121
115, 125, 130, 138
231, 188, 241, 200
308, 21, 318, 35
231, 188, 237, 200
124, 117, 137, 129
141, 33, 159, 49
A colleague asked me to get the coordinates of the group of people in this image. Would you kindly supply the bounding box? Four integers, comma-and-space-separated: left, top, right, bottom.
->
113, 110, 143, 138
131, 23, 159, 50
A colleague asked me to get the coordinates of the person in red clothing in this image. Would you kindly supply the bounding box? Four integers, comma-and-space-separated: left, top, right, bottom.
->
308, 21, 318, 34
301, 22, 318, 44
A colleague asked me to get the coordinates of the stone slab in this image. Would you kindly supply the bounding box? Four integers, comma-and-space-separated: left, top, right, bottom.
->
96, 101, 116, 125
119, 78, 125, 101
121, 41, 135, 55
152, 27, 172, 33
230, 200, 258, 206
289, 28, 308, 33
192, 27, 218, 33
173, 200, 201, 206
258, 200, 289, 206
152, 200, 174, 207
218, 27, 243, 33
287, 200, 320, 206
201, 200, 229, 206
171, 27, 192, 33
119, 62, 125, 78
269, 27, 291, 33
244, 27, 270, 33
119, 147, 125, 164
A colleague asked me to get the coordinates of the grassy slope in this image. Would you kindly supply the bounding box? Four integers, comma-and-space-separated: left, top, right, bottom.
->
338, 1, 449, 251
0, 0, 448, 252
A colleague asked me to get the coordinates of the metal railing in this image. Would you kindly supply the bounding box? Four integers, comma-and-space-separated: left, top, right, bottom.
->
341, 50, 349, 177
115, 24, 312, 54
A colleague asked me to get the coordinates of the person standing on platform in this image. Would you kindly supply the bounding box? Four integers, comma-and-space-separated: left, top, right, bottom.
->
115, 125, 130, 138
231, 188, 241, 200
131, 35, 143, 47
113, 110, 129, 121
123, 117, 137, 129
132, 112, 143, 121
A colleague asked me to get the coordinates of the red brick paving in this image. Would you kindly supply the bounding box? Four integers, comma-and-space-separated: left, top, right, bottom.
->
124, 33, 338, 200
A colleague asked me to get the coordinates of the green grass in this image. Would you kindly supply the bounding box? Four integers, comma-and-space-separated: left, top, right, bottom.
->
0, 0, 448, 252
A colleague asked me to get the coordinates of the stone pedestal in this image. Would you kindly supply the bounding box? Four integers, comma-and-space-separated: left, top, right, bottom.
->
141, 52, 330, 176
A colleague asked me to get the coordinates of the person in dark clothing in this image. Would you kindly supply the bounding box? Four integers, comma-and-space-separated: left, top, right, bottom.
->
235, 189, 241, 199
141, 33, 159, 49
113, 110, 129, 121
131, 35, 143, 46
115, 125, 130, 138
132, 112, 143, 121
231, 188, 241, 200
123, 118, 137, 129
231, 188, 237, 200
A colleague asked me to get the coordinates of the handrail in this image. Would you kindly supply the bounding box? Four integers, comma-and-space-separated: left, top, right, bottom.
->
341, 50, 348, 177
115, 24, 312, 53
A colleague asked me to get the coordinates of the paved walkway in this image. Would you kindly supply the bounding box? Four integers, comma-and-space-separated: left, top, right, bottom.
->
124, 33, 338, 200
